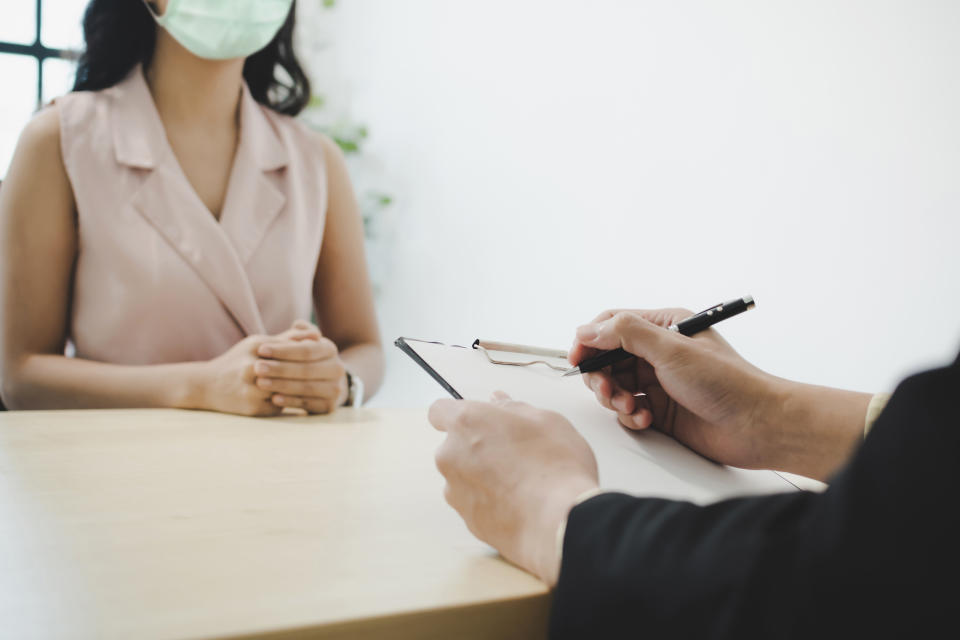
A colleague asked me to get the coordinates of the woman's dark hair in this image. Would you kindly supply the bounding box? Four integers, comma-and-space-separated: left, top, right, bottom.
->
72, 0, 311, 116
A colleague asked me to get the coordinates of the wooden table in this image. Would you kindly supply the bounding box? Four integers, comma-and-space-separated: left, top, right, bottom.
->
0, 409, 550, 639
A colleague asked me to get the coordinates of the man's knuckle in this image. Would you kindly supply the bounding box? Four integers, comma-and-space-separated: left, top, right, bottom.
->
464, 430, 485, 453
611, 311, 633, 331
590, 309, 614, 323
442, 483, 456, 507
532, 407, 555, 423
427, 402, 445, 426
464, 404, 490, 429
435, 447, 453, 475
450, 404, 471, 428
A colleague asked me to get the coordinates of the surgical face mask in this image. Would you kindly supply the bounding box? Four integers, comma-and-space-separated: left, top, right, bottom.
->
145, 0, 295, 60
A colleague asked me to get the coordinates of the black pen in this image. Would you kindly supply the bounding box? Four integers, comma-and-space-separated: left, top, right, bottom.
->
562, 295, 756, 377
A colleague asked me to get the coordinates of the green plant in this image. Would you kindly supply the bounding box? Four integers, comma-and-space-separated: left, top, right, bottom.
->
302, 0, 393, 240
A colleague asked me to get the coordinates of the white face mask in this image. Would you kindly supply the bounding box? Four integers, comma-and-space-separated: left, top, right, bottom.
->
145, 0, 295, 60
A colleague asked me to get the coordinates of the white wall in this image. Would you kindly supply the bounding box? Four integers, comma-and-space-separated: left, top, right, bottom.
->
310, 0, 960, 407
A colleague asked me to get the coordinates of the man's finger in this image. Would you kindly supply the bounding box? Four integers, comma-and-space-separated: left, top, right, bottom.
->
618, 407, 653, 431
569, 310, 623, 364
568, 340, 600, 366
593, 384, 617, 413
590, 309, 623, 324
636, 308, 694, 330
584, 372, 611, 398
587, 373, 638, 414
576, 312, 680, 367
428, 399, 463, 432
610, 386, 639, 414
435, 439, 462, 478
490, 392, 540, 417
491, 390, 512, 404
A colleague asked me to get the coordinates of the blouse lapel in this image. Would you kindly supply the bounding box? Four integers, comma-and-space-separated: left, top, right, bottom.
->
218, 85, 288, 265
113, 67, 268, 337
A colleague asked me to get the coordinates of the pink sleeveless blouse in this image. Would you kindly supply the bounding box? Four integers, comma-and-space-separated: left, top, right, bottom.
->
56, 66, 327, 365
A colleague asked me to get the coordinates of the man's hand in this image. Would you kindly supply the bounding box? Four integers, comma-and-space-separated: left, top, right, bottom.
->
571, 308, 870, 480
570, 308, 779, 470
428, 392, 599, 586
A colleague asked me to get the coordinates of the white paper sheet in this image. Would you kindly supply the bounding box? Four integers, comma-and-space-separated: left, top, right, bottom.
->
401, 338, 795, 503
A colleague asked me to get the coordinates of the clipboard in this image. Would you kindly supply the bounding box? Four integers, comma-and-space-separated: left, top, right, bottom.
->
395, 338, 465, 399
395, 336, 797, 502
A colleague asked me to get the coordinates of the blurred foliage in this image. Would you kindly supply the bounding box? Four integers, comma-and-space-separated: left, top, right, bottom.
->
305, 0, 392, 240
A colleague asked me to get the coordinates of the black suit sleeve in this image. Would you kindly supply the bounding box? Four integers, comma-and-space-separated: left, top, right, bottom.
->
550, 356, 960, 640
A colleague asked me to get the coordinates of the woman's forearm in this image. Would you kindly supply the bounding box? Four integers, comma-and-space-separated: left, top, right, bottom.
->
339, 342, 384, 402
1, 354, 207, 411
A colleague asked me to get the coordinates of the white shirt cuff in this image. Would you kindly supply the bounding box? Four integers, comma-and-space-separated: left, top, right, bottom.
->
864, 392, 891, 438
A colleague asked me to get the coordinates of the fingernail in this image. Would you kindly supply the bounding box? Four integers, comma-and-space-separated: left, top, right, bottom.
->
576, 324, 599, 341
257, 377, 271, 388
614, 396, 628, 412
273, 395, 285, 405
254, 361, 269, 375
259, 345, 273, 357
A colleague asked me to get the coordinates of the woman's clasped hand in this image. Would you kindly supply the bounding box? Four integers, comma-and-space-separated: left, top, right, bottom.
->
197, 320, 348, 417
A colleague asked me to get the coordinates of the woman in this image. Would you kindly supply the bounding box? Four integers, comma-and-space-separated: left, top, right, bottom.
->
0, 0, 383, 415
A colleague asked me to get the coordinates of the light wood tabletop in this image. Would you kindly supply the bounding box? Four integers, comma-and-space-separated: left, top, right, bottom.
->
0, 408, 550, 640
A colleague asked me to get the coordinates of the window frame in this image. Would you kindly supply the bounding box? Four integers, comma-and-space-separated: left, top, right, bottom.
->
0, 0, 80, 106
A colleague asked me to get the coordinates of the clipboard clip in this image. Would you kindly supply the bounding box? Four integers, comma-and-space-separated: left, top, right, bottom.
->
472, 339, 572, 373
